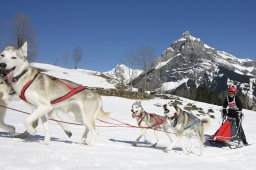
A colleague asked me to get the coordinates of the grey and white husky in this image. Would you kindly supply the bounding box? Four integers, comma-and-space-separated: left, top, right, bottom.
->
0, 42, 111, 145
131, 101, 173, 147
163, 100, 210, 155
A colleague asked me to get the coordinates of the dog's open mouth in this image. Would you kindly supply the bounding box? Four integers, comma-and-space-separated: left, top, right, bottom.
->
5, 67, 16, 84
164, 108, 169, 114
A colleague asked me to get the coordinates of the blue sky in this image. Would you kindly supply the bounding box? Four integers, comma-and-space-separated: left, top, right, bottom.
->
1, 0, 255, 72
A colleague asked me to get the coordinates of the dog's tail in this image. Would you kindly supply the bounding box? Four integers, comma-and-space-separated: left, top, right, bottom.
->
201, 118, 211, 131
97, 107, 113, 120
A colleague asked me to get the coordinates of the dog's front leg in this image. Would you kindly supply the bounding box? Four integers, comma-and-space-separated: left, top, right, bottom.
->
40, 115, 51, 145
165, 133, 182, 152
25, 105, 52, 135
186, 136, 195, 154
133, 128, 146, 146
0, 104, 15, 133
151, 130, 159, 147
180, 137, 189, 154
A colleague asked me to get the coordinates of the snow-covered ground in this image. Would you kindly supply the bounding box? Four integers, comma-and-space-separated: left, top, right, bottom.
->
0, 64, 256, 170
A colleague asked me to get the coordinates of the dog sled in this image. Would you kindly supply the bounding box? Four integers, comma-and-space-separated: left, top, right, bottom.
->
208, 115, 244, 149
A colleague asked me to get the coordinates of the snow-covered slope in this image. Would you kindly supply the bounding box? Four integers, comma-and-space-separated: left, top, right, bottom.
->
1, 94, 256, 170
31, 63, 116, 89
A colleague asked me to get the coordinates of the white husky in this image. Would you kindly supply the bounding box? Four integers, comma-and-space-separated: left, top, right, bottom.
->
163, 100, 210, 155
131, 101, 173, 147
0, 42, 111, 145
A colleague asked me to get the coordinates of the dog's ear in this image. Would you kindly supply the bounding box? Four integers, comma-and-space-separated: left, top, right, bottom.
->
20, 42, 28, 58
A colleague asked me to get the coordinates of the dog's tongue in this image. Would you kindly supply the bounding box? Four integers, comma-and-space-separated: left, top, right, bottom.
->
7, 70, 14, 85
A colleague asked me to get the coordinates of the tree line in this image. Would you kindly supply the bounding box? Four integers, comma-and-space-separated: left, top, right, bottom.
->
173, 84, 252, 109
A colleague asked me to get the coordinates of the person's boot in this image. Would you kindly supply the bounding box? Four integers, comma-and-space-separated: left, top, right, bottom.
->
243, 141, 249, 146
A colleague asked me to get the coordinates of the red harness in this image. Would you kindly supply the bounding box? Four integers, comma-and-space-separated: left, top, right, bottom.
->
19, 79, 86, 104
133, 112, 166, 128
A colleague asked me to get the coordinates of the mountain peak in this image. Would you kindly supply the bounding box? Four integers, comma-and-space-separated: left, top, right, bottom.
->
181, 31, 201, 42
183, 31, 191, 38
104, 64, 142, 85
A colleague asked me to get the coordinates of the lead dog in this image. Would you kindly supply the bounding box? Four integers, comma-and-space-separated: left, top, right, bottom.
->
131, 101, 173, 147
163, 100, 210, 155
0, 76, 72, 138
0, 42, 111, 145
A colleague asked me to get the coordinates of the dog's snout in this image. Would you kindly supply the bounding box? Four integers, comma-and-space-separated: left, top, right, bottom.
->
163, 104, 167, 109
0, 63, 7, 68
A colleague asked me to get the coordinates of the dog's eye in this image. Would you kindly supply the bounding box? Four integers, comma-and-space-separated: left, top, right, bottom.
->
11, 56, 17, 59
0, 54, 4, 57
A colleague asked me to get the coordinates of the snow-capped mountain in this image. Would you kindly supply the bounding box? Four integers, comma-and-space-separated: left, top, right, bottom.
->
133, 31, 256, 106
104, 64, 142, 85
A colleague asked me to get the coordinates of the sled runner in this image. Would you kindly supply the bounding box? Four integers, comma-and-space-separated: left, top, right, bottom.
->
208, 116, 243, 149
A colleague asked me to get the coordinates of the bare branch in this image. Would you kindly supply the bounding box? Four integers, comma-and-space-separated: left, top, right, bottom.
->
10, 13, 37, 62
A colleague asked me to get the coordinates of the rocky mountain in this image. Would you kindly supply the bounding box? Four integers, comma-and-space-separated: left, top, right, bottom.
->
104, 64, 142, 86
133, 31, 256, 107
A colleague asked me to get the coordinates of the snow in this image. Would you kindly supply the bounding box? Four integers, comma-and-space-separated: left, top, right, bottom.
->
155, 58, 172, 70
204, 43, 215, 50
31, 63, 116, 89
104, 64, 142, 85
1, 63, 256, 170
159, 78, 189, 92
215, 52, 255, 76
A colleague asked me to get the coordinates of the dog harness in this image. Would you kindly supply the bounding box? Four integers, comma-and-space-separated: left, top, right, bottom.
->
133, 111, 166, 128
184, 117, 200, 130
19, 75, 86, 104
169, 112, 199, 130
169, 113, 178, 127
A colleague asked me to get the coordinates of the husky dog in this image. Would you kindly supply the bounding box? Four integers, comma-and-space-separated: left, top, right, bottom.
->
0, 76, 73, 138
163, 100, 210, 155
0, 42, 111, 145
131, 101, 172, 147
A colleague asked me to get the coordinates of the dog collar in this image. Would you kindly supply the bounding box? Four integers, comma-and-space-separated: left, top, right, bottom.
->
170, 112, 178, 127
170, 112, 178, 120
12, 69, 28, 82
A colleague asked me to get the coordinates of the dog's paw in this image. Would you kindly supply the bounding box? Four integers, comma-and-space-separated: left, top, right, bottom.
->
132, 143, 137, 147
9, 126, 16, 134
164, 147, 171, 152
151, 143, 157, 147
144, 139, 151, 144
40, 140, 50, 145
65, 130, 72, 138
27, 127, 36, 135
183, 149, 189, 155
81, 138, 89, 145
